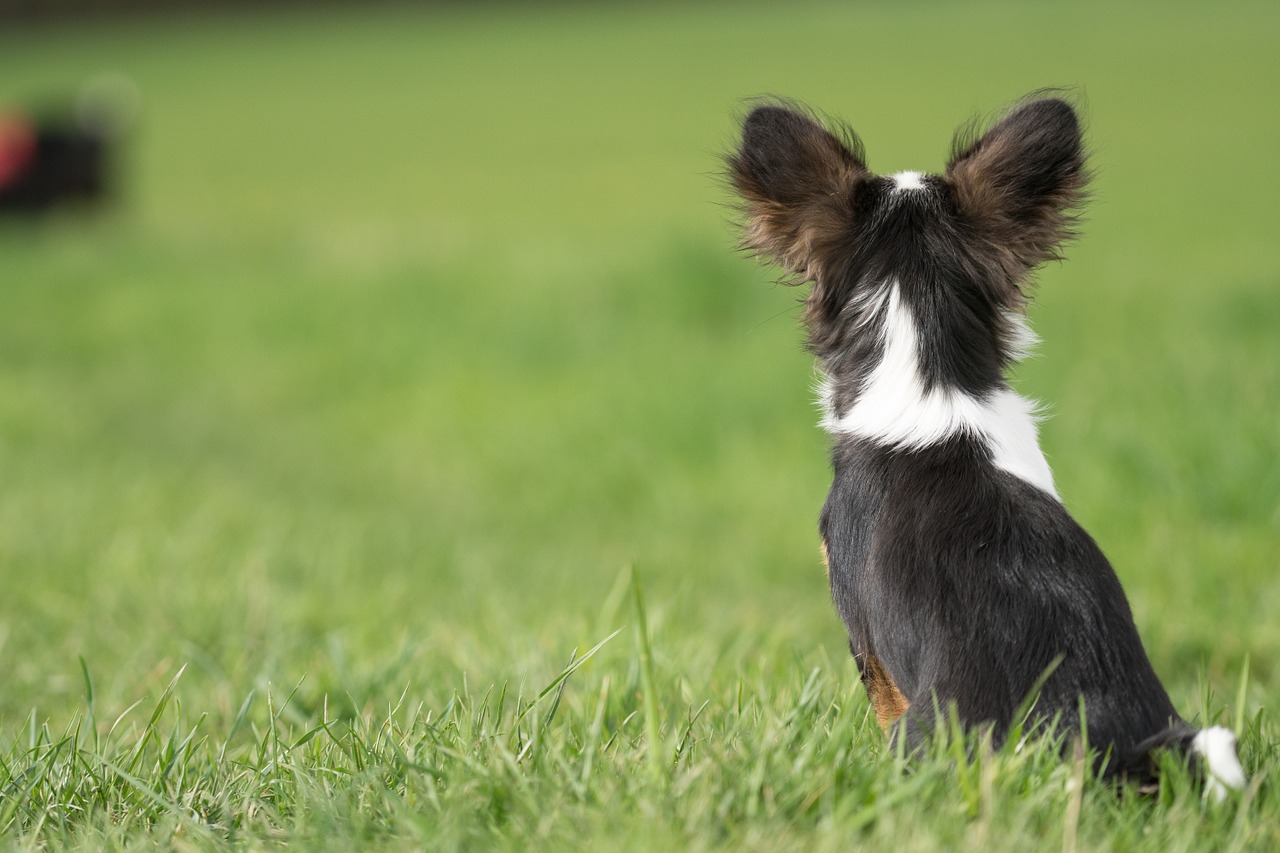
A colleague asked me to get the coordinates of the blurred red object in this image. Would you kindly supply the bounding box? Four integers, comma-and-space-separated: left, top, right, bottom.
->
0, 115, 38, 188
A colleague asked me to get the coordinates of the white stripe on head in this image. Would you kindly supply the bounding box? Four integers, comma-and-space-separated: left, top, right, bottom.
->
891, 171, 925, 191
822, 283, 1058, 498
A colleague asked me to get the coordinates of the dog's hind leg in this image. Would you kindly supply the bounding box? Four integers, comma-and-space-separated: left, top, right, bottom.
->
885, 706, 936, 758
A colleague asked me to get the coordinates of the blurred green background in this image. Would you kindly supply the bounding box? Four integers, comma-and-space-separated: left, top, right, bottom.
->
0, 0, 1276, 733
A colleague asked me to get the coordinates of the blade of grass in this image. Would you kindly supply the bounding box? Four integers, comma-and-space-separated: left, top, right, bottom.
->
630, 566, 664, 785
1234, 653, 1250, 735
513, 628, 621, 728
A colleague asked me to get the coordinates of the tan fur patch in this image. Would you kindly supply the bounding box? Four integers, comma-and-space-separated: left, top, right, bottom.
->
820, 539, 830, 582
862, 654, 910, 732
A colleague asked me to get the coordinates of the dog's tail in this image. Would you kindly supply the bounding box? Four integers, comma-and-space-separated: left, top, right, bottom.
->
1124, 724, 1246, 801
1190, 726, 1248, 801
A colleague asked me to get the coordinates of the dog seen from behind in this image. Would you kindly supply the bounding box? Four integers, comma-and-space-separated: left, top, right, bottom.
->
726, 92, 1244, 798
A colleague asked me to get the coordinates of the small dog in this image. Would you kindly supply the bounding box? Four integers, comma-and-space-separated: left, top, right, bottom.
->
727, 93, 1244, 797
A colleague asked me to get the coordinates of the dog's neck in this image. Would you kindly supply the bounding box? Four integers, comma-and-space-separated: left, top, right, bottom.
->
817, 282, 1059, 498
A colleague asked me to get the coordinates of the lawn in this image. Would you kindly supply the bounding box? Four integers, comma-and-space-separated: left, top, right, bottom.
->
0, 0, 1277, 848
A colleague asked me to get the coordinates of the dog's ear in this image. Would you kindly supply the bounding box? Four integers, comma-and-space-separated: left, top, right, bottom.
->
728, 104, 869, 282
946, 97, 1088, 270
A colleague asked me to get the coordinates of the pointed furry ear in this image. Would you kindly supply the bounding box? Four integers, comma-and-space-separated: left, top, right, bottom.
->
946, 97, 1088, 270
727, 103, 869, 281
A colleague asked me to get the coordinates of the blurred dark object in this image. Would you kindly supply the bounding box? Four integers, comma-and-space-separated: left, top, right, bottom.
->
0, 115, 107, 212
0, 74, 138, 215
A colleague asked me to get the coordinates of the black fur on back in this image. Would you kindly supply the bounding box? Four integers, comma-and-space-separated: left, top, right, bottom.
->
821, 436, 1183, 771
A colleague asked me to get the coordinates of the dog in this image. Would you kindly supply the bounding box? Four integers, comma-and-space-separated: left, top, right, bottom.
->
727, 93, 1245, 798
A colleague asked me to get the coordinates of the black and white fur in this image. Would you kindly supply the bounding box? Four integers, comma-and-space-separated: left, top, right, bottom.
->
727, 94, 1244, 797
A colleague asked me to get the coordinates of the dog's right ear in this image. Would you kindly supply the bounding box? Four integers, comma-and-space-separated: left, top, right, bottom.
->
728, 104, 869, 282
946, 97, 1088, 271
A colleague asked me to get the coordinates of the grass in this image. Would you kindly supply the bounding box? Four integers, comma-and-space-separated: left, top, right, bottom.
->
0, 0, 1277, 848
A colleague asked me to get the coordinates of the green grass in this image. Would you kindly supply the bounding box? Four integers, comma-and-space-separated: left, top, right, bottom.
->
0, 0, 1277, 848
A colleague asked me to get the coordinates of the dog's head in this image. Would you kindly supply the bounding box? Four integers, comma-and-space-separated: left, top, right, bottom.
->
727, 95, 1088, 394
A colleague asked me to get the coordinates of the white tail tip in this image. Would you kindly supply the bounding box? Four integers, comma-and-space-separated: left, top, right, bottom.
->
1191, 726, 1246, 802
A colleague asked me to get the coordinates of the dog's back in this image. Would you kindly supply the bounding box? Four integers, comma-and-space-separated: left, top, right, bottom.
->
824, 434, 1181, 766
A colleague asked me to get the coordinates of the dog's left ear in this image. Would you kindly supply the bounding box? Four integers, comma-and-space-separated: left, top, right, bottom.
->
728, 103, 869, 282
946, 97, 1088, 271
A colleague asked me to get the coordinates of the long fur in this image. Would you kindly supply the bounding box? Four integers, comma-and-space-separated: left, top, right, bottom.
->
727, 92, 1244, 797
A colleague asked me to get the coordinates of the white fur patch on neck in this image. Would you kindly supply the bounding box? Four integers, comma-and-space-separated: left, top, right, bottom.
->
891, 170, 925, 191
819, 284, 1059, 498
1001, 310, 1040, 362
